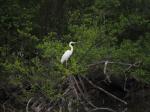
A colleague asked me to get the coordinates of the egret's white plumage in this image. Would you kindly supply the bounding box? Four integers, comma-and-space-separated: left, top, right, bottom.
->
61, 50, 72, 64
61, 41, 76, 65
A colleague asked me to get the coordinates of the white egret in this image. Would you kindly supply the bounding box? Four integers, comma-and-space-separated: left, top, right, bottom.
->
61, 41, 76, 66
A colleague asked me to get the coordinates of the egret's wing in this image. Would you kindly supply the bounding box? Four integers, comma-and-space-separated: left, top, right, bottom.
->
61, 50, 72, 63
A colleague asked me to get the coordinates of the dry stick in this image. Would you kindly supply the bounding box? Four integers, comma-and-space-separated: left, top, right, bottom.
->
89, 107, 116, 112
72, 76, 89, 112
104, 60, 108, 74
88, 60, 140, 93
104, 60, 111, 83
73, 84, 89, 112
59, 104, 63, 112
34, 102, 44, 112
26, 97, 34, 112
68, 76, 87, 112
73, 75, 95, 108
2, 100, 10, 112
88, 60, 140, 67
46, 100, 59, 112
72, 76, 116, 112
3, 103, 6, 112
69, 76, 80, 100
47, 82, 74, 112
122, 107, 128, 112
31, 98, 45, 112
72, 76, 96, 108
63, 87, 71, 96
68, 76, 81, 111
72, 76, 88, 99
31, 99, 41, 109
88, 61, 106, 67
123, 63, 136, 91
123, 72, 128, 92
26, 89, 69, 112
47, 78, 72, 112
78, 75, 88, 94
82, 76, 128, 105
72, 76, 85, 96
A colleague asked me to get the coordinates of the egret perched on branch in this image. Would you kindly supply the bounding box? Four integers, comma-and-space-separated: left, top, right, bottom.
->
61, 41, 76, 67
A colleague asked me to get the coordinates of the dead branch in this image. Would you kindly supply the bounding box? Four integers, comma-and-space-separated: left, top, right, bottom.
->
34, 103, 43, 112
69, 76, 80, 100
46, 100, 58, 112
88, 60, 141, 87
72, 76, 84, 96
89, 107, 116, 112
72, 76, 94, 107
82, 76, 128, 105
63, 88, 71, 96
68, 100, 72, 112
26, 97, 34, 112
59, 104, 62, 112
104, 60, 111, 83
78, 75, 87, 94
3, 103, 6, 112
88, 60, 141, 67
104, 60, 108, 74
72, 75, 116, 112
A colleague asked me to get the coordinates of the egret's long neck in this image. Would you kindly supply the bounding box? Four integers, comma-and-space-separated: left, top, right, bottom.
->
69, 43, 73, 52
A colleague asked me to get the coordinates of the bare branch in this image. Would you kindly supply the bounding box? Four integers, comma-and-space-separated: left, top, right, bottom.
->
104, 60, 108, 74
46, 101, 58, 112
62, 87, 71, 96
78, 75, 87, 94
3, 103, 6, 112
88, 60, 141, 67
88, 61, 106, 67
89, 107, 116, 112
104, 60, 111, 83
26, 97, 34, 112
73, 76, 116, 112
82, 76, 127, 105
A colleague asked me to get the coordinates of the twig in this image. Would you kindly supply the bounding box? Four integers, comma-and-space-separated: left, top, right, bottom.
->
104, 60, 111, 83
3, 103, 6, 112
26, 97, 34, 112
71, 76, 90, 111
122, 107, 128, 112
69, 76, 80, 100
72, 76, 96, 108
72, 76, 84, 96
2, 100, 9, 112
104, 60, 108, 74
82, 76, 127, 105
46, 100, 58, 112
89, 107, 116, 112
123, 72, 128, 91
62, 87, 71, 96
88, 61, 106, 67
88, 60, 141, 85
73, 76, 116, 112
88, 60, 141, 67
78, 75, 87, 94
122, 61, 140, 91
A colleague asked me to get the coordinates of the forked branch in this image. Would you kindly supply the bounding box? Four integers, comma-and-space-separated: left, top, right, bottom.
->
82, 76, 127, 105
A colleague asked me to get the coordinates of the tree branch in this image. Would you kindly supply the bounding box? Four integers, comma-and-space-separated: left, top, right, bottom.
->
26, 97, 34, 112
88, 60, 141, 67
82, 76, 127, 105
